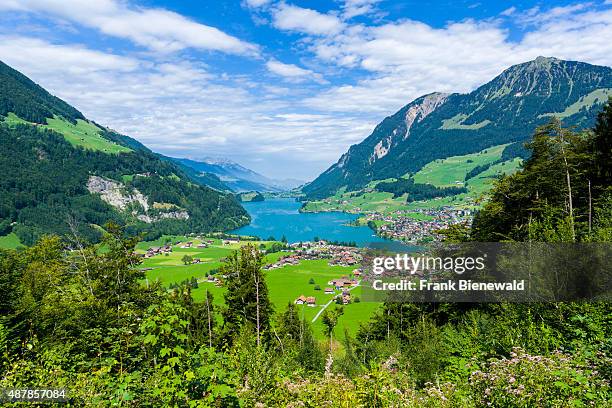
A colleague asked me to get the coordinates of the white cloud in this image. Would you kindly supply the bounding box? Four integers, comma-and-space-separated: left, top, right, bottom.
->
265, 59, 327, 83
0, 0, 259, 55
272, 3, 344, 35
0, 36, 140, 74
500, 7, 517, 16
342, 0, 381, 19
511, 3, 594, 26
244, 0, 272, 8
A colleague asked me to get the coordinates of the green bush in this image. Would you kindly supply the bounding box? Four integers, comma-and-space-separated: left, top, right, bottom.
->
470, 348, 610, 407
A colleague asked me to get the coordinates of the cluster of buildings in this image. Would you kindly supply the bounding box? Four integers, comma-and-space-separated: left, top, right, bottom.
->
293, 268, 362, 307
178, 240, 212, 249
365, 208, 473, 243
328, 276, 359, 290
263, 254, 302, 270
294, 295, 316, 306
262, 241, 362, 270
329, 250, 361, 266
143, 245, 172, 258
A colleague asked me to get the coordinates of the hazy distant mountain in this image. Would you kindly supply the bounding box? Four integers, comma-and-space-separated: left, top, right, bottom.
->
303, 57, 612, 199
174, 157, 304, 192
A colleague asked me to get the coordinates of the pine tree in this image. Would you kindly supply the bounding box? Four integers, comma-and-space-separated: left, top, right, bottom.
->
221, 244, 273, 346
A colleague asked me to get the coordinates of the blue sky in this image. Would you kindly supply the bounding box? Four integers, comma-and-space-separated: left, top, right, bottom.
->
0, 0, 611, 180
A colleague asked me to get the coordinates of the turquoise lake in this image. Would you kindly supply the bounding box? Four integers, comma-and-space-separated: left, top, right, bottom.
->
231, 198, 416, 251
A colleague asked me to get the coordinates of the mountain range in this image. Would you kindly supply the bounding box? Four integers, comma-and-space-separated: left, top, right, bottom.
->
173, 157, 304, 192
303, 57, 612, 199
0, 60, 249, 245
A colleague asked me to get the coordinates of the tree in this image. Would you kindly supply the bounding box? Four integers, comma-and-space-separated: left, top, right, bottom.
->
182, 255, 193, 265
277, 303, 302, 343
308, 278, 315, 284
592, 97, 612, 196
277, 303, 324, 372
221, 244, 273, 346
321, 306, 344, 353
471, 118, 595, 242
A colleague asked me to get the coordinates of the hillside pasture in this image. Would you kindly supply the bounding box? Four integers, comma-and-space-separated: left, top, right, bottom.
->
411, 143, 508, 187
1, 112, 131, 153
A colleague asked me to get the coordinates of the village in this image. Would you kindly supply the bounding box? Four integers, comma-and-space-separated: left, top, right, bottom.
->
140, 236, 366, 311
263, 241, 362, 270
363, 207, 473, 243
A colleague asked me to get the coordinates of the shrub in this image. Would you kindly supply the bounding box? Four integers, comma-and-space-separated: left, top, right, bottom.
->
469, 348, 610, 407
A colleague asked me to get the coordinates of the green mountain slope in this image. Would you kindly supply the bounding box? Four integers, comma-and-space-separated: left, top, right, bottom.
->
0, 60, 249, 245
304, 57, 612, 199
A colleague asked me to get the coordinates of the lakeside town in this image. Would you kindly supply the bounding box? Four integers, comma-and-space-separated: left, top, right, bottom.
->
363, 207, 473, 243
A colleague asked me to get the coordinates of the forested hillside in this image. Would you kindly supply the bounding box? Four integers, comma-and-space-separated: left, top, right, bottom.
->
304, 57, 612, 199
0, 61, 248, 245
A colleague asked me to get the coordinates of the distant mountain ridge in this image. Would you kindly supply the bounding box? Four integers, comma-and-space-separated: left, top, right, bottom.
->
174, 157, 304, 192
303, 57, 612, 198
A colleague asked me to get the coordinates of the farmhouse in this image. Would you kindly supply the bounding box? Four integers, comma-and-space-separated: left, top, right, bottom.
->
294, 295, 307, 305
306, 297, 316, 306
207, 275, 220, 284
222, 237, 240, 245
328, 278, 358, 289
324, 287, 334, 294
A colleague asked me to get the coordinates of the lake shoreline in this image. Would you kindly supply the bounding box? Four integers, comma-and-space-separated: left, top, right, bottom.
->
230, 197, 407, 249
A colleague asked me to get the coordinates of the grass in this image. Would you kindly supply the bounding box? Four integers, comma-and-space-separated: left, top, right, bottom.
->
0, 232, 23, 249
141, 236, 380, 340
412, 143, 508, 187
2, 112, 30, 126
440, 113, 491, 130
303, 190, 409, 214
1, 113, 131, 154
539, 88, 612, 119
466, 157, 523, 197
44, 116, 131, 153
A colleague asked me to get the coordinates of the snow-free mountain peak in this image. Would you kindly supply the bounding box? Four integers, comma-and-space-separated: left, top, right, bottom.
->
303, 57, 612, 199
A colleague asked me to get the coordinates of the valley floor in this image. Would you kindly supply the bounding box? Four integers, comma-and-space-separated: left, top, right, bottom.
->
137, 235, 380, 343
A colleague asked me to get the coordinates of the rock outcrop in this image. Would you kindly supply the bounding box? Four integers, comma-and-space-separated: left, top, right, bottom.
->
87, 176, 189, 223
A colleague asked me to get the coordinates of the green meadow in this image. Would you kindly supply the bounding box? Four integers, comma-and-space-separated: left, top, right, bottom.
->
2, 113, 131, 153
411, 143, 508, 187
0, 232, 24, 249
140, 236, 380, 340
